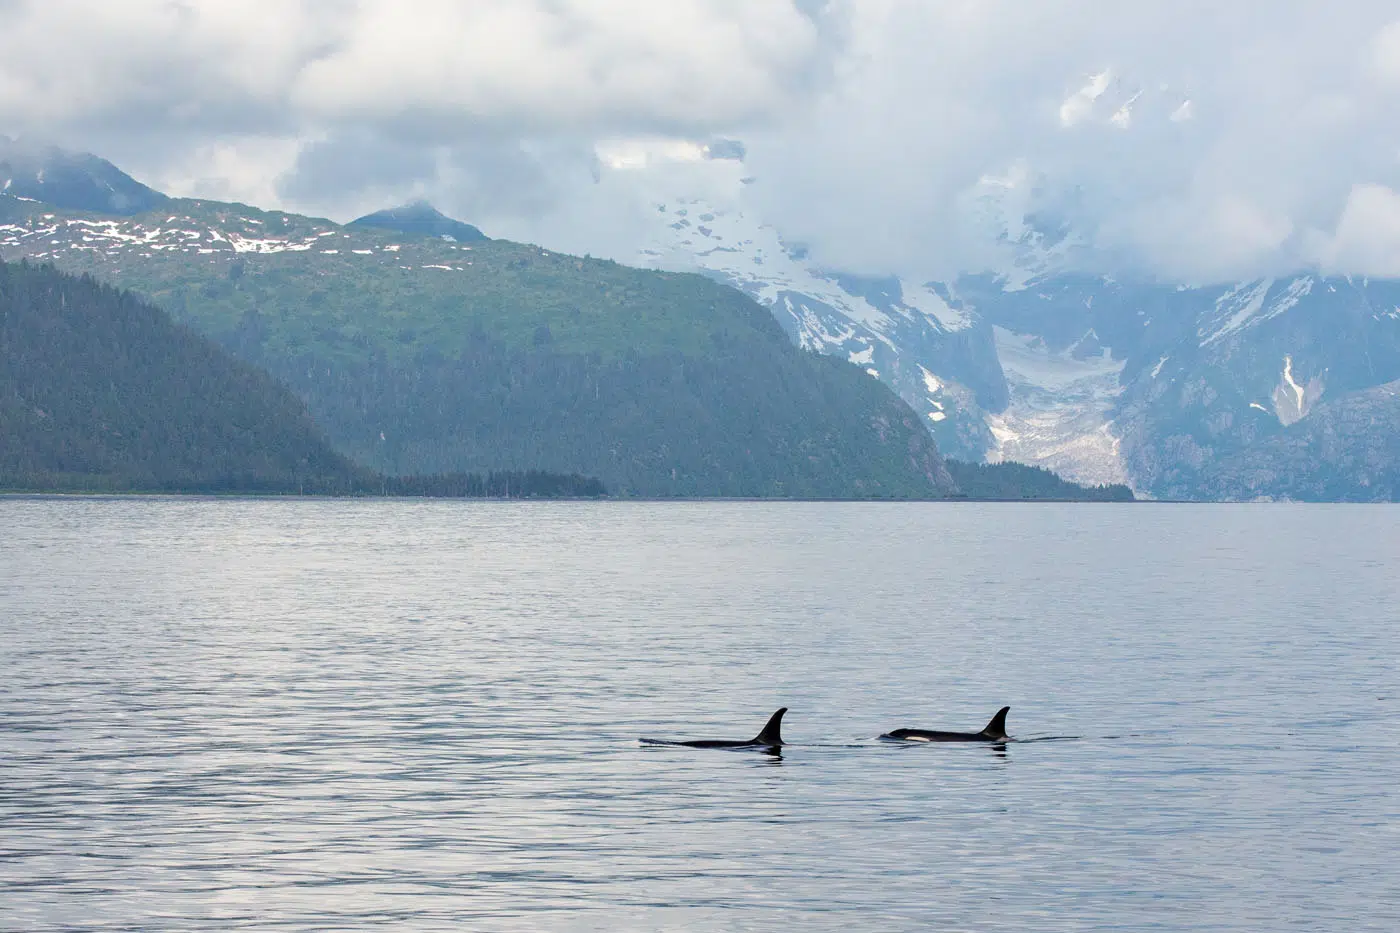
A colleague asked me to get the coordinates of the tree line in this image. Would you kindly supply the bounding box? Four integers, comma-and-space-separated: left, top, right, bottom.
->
0, 260, 605, 497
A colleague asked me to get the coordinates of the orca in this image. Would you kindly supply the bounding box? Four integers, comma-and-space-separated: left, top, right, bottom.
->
882, 706, 1010, 743
640, 708, 787, 749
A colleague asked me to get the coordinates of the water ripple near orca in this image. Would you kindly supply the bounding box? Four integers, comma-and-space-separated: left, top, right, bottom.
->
3, 498, 1398, 931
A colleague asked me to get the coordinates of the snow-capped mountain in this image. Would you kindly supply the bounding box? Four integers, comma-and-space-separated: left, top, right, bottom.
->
6, 137, 1396, 500
1114, 277, 1400, 500
956, 270, 1400, 498
601, 140, 1012, 462
603, 141, 1400, 500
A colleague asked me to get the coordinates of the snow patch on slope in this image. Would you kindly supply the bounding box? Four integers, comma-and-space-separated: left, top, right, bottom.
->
1200, 276, 1312, 347
1272, 354, 1324, 426
639, 195, 902, 345
0, 206, 488, 289
902, 282, 972, 330
614, 140, 978, 360
1200, 279, 1273, 346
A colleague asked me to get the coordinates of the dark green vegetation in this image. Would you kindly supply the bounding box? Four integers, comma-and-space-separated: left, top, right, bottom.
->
945, 459, 1134, 501
0, 260, 605, 497
2, 197, 955, 497
0, 259, 362, 493
381, 471, 605, 498
2, 146, 1133, 501
350, 201, 488, 243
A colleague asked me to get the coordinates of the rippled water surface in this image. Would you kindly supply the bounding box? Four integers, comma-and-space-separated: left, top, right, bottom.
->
2, 499, 1398, 930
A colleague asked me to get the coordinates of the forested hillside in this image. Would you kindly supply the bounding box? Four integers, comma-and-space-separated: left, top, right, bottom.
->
3, 197, 956, 497
0, 260, 608, 497
349, 201, 488, 243
945, 460, 1134, 501
0, 260, 366, 492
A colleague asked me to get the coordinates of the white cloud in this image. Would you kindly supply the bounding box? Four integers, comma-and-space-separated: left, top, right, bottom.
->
0, 0, 819, 139
1105, 194, 1296, 284
1310, 183, 1400, 276
744, 0, 1400, 282
157, 136, 306, 208
1371, 20, 1400, 84
5, 0, 1400, 282
1060, 71, 1113, 128
290, 0, 819, 134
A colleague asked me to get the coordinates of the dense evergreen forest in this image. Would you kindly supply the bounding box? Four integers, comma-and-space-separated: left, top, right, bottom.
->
0, 260, 363, 492
380, 471, 605, 498
0, 257, 1128, 501
3, 180, 1133, 501
10, 201, 955, 497
945, 459, 1134, 501
248, 325, 953, 498
0, 261, 604, 497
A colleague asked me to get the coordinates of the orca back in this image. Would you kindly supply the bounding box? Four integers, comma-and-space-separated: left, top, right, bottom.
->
641, 707, 787, 749
882, 727, 985, 742
882, 706, 1011, 743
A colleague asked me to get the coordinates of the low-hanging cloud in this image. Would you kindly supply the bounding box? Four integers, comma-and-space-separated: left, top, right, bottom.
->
4, 0, 1400, 283
745, 0, 1400, 282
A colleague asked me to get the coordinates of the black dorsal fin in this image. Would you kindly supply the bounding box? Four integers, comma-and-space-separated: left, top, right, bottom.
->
981, 706, 1010, 739
753, 707, 787, 745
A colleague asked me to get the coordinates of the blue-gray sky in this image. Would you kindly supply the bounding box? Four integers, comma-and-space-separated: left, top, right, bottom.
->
4, 1, 1400, 282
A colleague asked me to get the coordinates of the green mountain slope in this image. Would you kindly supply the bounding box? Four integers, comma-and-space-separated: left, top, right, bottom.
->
0, 259, 364, 492
945, 460, 1134, 501
2, 195, 955, 497
349, 201, 488, 243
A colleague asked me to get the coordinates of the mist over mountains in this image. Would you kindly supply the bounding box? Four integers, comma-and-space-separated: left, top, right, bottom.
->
1, 136, 167, 215
4, 136, 1395, 500
547, 140, 1400, 501
6, 145, 1023, 500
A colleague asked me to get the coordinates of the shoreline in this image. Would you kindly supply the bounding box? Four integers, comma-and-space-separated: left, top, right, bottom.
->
6, 491, 1389, 504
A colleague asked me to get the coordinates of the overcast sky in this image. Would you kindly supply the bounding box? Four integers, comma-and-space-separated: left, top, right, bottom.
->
4, 0, 1400, 283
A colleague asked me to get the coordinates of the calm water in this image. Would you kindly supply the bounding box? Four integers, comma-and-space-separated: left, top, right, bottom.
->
1, 499, 1397, 931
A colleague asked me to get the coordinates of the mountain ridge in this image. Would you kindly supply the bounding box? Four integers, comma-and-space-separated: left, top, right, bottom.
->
0, 142, 1143, 500
1, 137, 168, 215
0, 258, 363, 493
596, 144, 1400, 501
0, 178, 960, 498
349, 200, 488, 243
0, 258, 608, 497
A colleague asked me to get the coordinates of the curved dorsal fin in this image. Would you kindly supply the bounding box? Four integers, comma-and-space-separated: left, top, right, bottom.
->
753, 707, 787, 745
981, 706, 1010, 739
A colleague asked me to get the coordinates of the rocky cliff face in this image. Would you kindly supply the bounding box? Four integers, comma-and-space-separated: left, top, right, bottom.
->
1110, 277, 1400, 500
600, 144, 1400, 500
